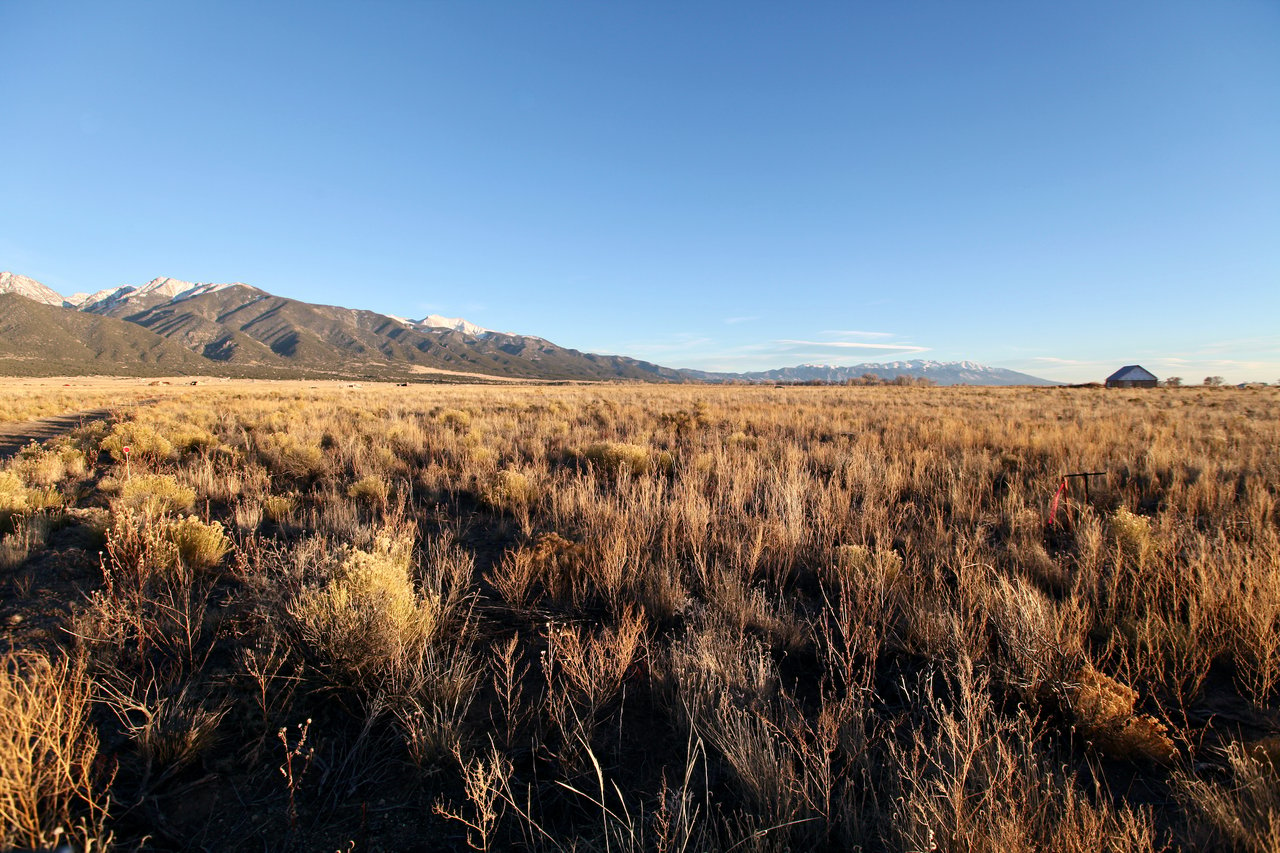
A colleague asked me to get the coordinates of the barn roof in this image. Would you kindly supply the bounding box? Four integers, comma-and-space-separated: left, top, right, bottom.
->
1106, 365, 1157, 382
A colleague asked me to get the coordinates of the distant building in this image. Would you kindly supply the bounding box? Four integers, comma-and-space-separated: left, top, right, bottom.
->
1105, 365, 1158, 388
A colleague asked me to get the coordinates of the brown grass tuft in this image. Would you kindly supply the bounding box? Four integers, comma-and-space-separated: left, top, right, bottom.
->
0, 652, 112, 851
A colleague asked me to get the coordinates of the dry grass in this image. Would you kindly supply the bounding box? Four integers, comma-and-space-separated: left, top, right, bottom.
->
0, 380, 1276, 850
1178, 742, 1280, 853
0, 651, 112, 851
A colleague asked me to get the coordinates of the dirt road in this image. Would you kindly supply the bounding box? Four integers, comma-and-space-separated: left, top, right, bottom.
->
0, 408, 115, 462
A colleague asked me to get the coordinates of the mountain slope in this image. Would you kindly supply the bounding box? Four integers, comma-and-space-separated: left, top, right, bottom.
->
0, 293, 209, 375
76, 280, 690, 381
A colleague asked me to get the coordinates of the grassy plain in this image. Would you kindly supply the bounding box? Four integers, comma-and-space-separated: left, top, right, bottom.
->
1, 378, 1278, 851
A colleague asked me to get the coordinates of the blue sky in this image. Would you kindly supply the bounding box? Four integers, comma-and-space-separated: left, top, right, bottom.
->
2, 1, 1277, 382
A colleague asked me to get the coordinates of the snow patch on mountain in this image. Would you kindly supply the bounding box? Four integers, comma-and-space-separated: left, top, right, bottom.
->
711, 359, 1056, 386
414, 314, 494, 338
78, 277, 245, 312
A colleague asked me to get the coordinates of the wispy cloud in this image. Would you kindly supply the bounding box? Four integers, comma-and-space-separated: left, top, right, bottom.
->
1198, 335, 1280, 354
605, 329, 931, 374
1031, 356, 1091, 365
616, 333, 717, 357
723, 316, 759, 325
776, 339, 929, 352
819, 330, 895, 339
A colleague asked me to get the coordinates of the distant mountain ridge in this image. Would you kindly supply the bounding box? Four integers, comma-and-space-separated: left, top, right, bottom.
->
0, 271, 687, 382
1, 270, 1055, 385
75, 276, 250, 315
691, 360, 1056, 386
0, 271, 67, 306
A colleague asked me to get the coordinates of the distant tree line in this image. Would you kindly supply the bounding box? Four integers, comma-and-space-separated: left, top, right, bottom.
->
1161, 376, 1278, 388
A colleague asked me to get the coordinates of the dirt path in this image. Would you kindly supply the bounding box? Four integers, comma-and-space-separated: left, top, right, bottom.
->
0, 408, 116, 461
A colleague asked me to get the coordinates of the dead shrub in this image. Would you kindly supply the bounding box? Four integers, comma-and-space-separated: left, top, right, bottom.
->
887, 659, 1156, 853
488, 532, 589, 608
1110, 507, 1154, 567
0, 513, 52, 571
0, 651, 113, 851
1058, 664, 1175, 763
98, 680, 227, 779
103, 508, 183, 592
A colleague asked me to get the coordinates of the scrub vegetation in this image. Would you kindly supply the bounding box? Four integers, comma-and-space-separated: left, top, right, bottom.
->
1, 380, 1278, 851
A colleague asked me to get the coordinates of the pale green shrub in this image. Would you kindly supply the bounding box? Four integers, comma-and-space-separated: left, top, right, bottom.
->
166, 515, 230, 571
263, 494, 296, 523
164, 422, 219, 454
347, 475, 389, 506
583, 441, 652, 476
0, 471, 30, 525
1110, 508, 1153, 566
11, 444, 67, 487
256, 431, 325, 479
480, 469, 539, 512
290, 534, 439, 688
100, 421, 173, 463
115, 474, 196, 515
437, 409, 472, 430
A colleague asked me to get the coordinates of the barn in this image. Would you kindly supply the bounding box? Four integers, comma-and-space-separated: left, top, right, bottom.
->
1105, 365, 1158, 388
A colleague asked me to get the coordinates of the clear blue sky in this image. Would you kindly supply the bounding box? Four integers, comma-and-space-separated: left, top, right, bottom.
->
2, 1, 1277, 382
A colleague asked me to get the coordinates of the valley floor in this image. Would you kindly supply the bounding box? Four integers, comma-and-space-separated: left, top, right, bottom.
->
1, 380, 1278, 851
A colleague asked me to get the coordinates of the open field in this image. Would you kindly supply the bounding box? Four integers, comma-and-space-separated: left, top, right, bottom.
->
1, 380, 1278, 851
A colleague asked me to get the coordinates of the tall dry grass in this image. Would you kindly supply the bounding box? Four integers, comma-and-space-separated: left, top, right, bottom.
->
0, 381, 1276, 850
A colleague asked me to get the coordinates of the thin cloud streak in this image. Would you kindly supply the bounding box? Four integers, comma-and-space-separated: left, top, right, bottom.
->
819, 330, 895, 339
776, 339, 930, 352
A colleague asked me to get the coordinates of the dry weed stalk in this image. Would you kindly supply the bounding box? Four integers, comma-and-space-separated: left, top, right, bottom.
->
0, 651, 113, 851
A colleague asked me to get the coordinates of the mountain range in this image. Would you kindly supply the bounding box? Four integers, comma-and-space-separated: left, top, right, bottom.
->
0, 271, 1054, 385
692, 361, 1054, 386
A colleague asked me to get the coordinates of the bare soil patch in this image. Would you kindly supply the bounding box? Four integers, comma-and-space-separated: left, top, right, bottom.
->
0, 409, 115, 461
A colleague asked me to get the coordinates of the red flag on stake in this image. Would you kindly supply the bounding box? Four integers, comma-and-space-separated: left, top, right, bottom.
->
1048, 478, 1068, 526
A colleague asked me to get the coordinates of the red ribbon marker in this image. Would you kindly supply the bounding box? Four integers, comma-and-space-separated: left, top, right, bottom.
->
1048, 478, 1068, 526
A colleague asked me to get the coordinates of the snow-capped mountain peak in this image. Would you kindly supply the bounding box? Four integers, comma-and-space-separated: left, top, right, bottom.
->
76, 277, 245, 312
415, 314, 492, 337
726, 359, 1056, 386
0, 271, 65, 306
